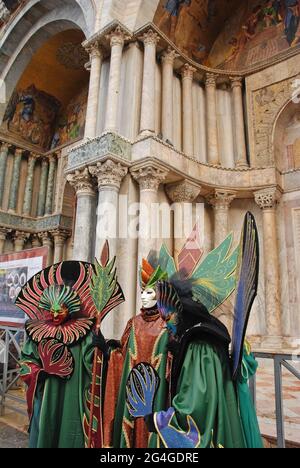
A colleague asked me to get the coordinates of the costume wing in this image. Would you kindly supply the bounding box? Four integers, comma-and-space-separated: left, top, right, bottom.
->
126, 363, 160, 418
231, 212, 259, 381
191, 233, 239, 313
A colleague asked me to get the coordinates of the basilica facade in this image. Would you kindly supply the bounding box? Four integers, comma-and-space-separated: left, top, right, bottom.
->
0, 0, 299, 350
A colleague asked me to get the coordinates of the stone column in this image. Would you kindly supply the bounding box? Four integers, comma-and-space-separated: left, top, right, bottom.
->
14, 231, 29, 252
31, 234, 41, 248
45, 155, 57, 215
0, 228, 8, 254
255, 187, 282, 347
206, 73, 220, 166
0, 143, 9, 207
37, 158, 49, 217
22, 153, 36, 216
139, 29, 160, 136
230, 77, 248, 168
209, 190, 236, 247
166, 180, 201, 262
89, 159, 128, 259
67, 168, 97, 262
38, 232, 53, 266
161, 47, 178, 143
51, 229, 70, 264
182, 64, 196, 156
8, 148, 23, 213
105, 27, 129, 133
84, 42, 104, 139
131, 163, 169, 263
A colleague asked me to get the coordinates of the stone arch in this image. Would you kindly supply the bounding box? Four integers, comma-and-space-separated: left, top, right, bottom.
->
0, 0, 93, 123
273, 98, 300, 172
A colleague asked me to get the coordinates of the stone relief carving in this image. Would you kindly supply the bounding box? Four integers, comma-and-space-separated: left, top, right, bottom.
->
251, 75, 300, 166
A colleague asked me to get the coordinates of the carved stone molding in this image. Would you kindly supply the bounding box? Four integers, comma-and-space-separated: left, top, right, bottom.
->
254, 187, 281, 210
89, 159, 128, 190
106, 26, 131, 47
131, 164, 168, 192
166, 180, 201, 203
161, 47, 179, 65
67, 168, 96, 196
208, 190, 237, 210
181, 64, 196, 81
139, 28, 160, 47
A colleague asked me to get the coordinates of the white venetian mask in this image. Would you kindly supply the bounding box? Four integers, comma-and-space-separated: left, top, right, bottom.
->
141, 287, 157, 309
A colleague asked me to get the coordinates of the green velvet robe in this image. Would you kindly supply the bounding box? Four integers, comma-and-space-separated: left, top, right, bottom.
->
154, 341, 248, 448
20, 335, 94, 448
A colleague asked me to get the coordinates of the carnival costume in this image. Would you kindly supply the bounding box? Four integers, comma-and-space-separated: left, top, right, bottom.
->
17, 245, 124, 448
125, 213, 263, 448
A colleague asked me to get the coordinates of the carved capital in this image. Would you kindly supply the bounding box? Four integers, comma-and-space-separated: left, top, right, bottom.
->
205, 73, 217, 88
0, 142, 9, 154
84, 40, 104, 60
166, 180, 201, 203
15, 148, 24, 158
254, 187, 281, 210
50, 229, 71, 245
208, 190, 236, 210
31, 234, 41, 248
230, 76, 243, 89
106, 26, 131, 48
181, 64, 196, 81
89, 159, 128, 190
161, 47, 179, 65
0, 227, 9, 241
38, 232, 53, 247
67, 168, 96, 196
41, 157, 49, 168
131, 165, 168, 192
13, 231, 30, 249
139, 29, 160, 47
28, 153, 37, 164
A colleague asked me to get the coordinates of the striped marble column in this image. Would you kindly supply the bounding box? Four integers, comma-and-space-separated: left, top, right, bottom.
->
45, 155, 57, 215
8, 148, 23, 213
37, 158, 49, 217
0, 143, 9, 208
23, 153, 37, 216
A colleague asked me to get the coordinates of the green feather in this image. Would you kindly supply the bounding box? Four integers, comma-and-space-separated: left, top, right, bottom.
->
191, 233, 239, 313
90, 258, 117, 314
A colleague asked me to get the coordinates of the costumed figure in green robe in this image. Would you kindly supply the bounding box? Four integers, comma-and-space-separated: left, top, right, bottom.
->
125, 212, 264, 449
17, 248, 124, 448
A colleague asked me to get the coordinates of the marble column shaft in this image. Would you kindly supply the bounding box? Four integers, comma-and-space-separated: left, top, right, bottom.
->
0, 143, 9, 207
89, 159, 128, 259
166, 180, 201, 262
231, 77, 248, 168
67, 168, 97, 263
161, 48, 177, 143
209, 190, 236, 247
182, 64, 196, 156
8, 148, 23, 212
105, 27, 128, 133
139, 29, 160, 136
84, 43, 103, 139
206, 73, 220, 166
255, 188, 282, 342
131, 164, 168, 263
45, 155, 57, 215
38, 232, 53, 266
51, 230, 69, 264
37, 158, 49, 217
23, 154, 36, 216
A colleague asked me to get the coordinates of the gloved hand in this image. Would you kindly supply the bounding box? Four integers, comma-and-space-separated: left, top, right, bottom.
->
92, 330, 109, 358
